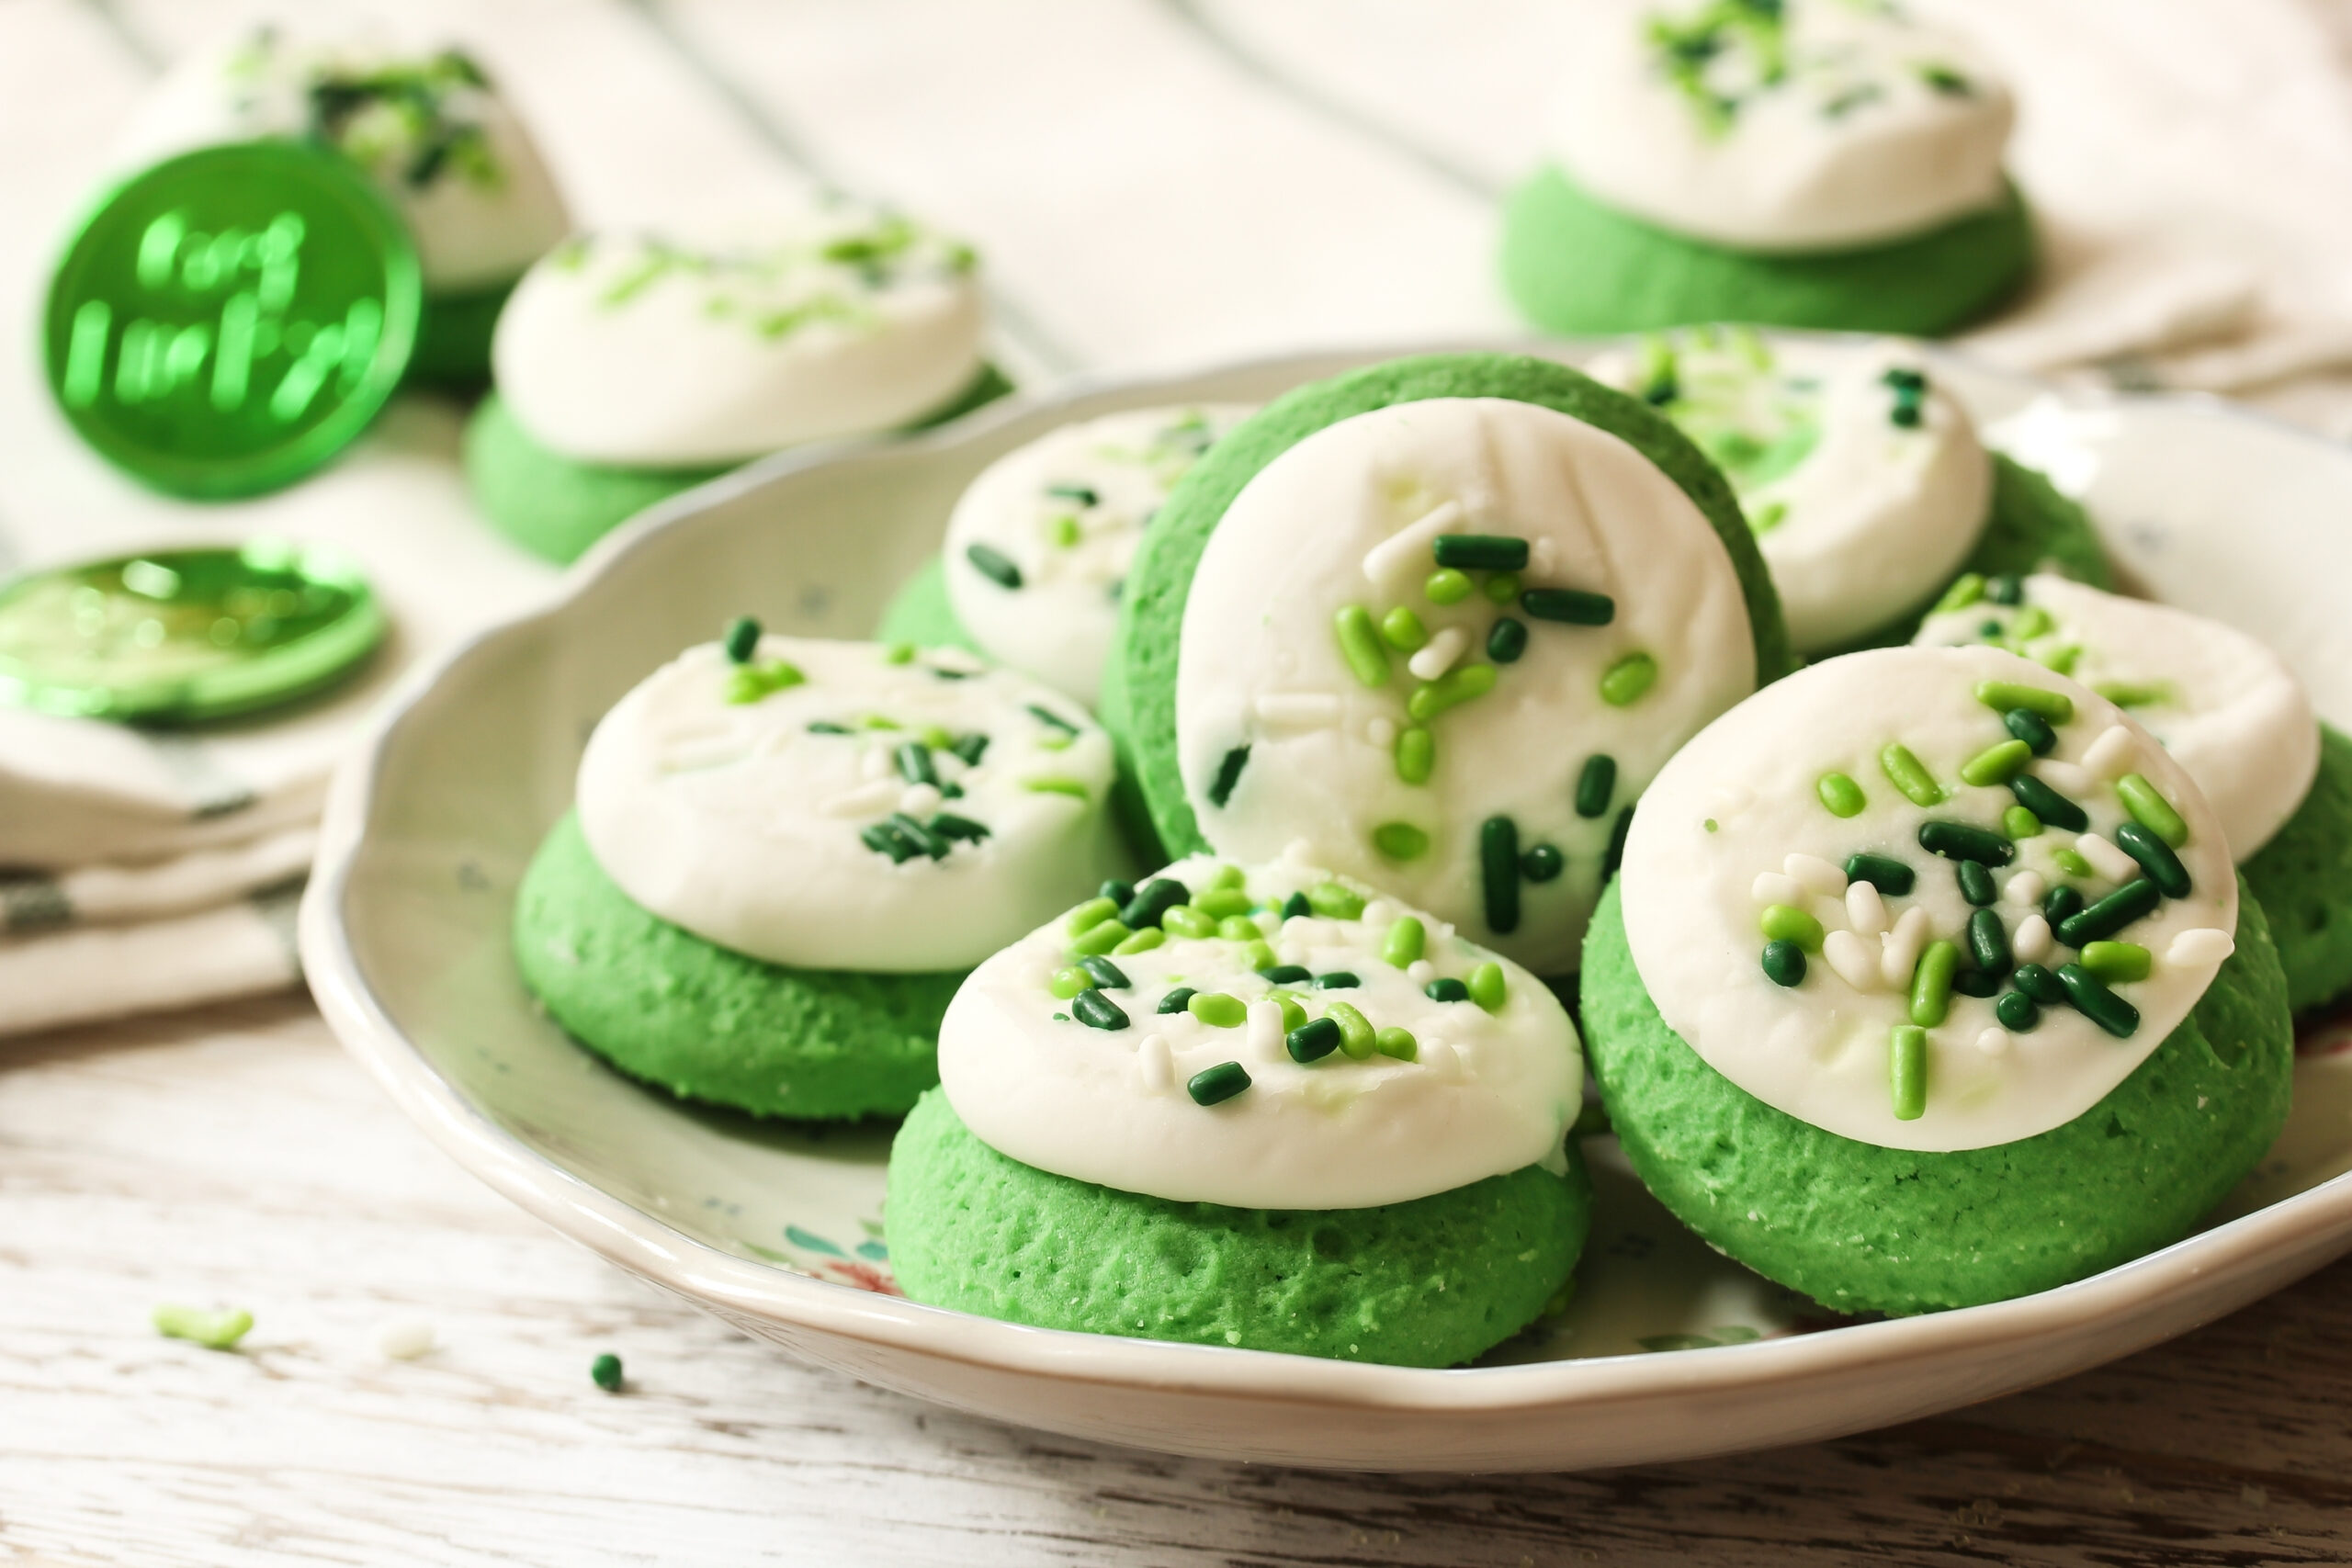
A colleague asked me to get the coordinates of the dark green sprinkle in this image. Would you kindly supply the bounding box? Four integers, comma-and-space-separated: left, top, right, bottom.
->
1315, 971, 1361, 989
1286, 1016, 1343, 1063
1987, 575, 2024, 605
1260, 964, 1313, 985
1188, 1061, 1250, 1106
808, 720, 852, 735
1521, 588, 1615, 626
1917, 820, 2016, 865
860, 822, 915, 863
1575, 754, 1617, 820
1208, 745, 1250, 809
967, 542, 1023, 589
1079, 955, 1130, 989
2004, 708, 2057, 755
888, 812, 950, 860
2055, 879, 2162, 947
930, 813, 990, 842
1281, 891, 1312, 919
1603, 806, 1634, 880
1432, 534, 1531, 571
894, 740, 938, 787
591, 1352, 623, 1393
1100, 878, 1136, 908
2043, 885, 2086, 925
2012, 963, 2068, 1004
940, 782, 965, 800
1843, 853, 1916, 896
1996, 990, 2041, 1032
2056, 964, 2141, 1038
931, 667, 976, 681
1027, 702, 1080, 735
1121, 877, 1190, 930
1967, 907, 2011, 973
2114, 821, 2193, 898
1760, 940, 1806, 987
1958, 859, 1996, 907
1883, 367, 1927, 393
1157, 987, 1198, 1015
1425, 977, 1472, 1003
949, 732, 989, 766
1073, 988, 1130, 1031
1480, 816, 1521, 934
1952, 968, 2000, 998
1046, 482, 1099, 506
1890, 401, 1922, 429
1486, 616, 1529, 664
2008, 774, 2087, 832
1521, 843, 1565, 883
721, 616, 761, 664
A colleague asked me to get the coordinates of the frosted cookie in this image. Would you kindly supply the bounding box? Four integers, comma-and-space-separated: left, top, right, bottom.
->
514, 626, 1125, 1119
118, 26, 570, 385
1107, 352, 1790, 976
465, 207, 1009, 563
886, 852, 1591, 1365
1583, 645, 2293, 1314
1588, 331, 2107, 653
879, 405, 1256, 709
1916, 573, 2351, 1014
1502, 0, 2033, 336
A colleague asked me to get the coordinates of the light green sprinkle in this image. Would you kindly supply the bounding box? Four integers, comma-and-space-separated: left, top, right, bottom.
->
1037, 733, 1072, 752
2052, 847, 2094, 878
1379, 605, 1429, 652
1468, 962, 1508, 1012
1161, 905, 1216, 940
1817, 772, 1865, 818
1484, 571, 1522, 604
1333, 604, 1390, 687
1758, 903, 1824, 953
1024, 777, 1091, 800
1959, 739, 2033, 787
726, 660, 806, 705
1974, 680, 2074, 724
1374, 1026, 1419, 1062
1328, 1000, 1376, 1058
1751, 501, 1788, 534
1188, 991, 1247, 1028
859, 715, 901, 730
1306, 881, 1365, 920
1383, 916, 1426, 968
2081, 941, 2154, 982
2096, 680, 2177, 709
2011, 606, 2054, 642
2117, 773, 2188, 847
884, 642, 916, 665
1407, 663, 1496, 721
1049, 966, 1090, 999
153, 1304, 253, 1350
1373, 822, 1430, 861
1931, 573, 1985, 615
1205, 864, 1245, 891
1909, 940, 1959, 1027
2039, 644, 2084, 676
1071, 919, 1132, 956
1114, 928, 1167, 956
2004, 805, 2043, 840
1879, 743, 1944, 807
1065, 897, 1118, 935
1196, 886, 1253, 919
1599, 652, 1659, 707
1216, 915, 1261, 942
1425, 568, 1473, 605
1274, 993, 1308, 1032
1891, 1026, 1928, 1122
1239, 939, 1278, 973
1395, 725, 1434, 785
1048, 513, 1081, 547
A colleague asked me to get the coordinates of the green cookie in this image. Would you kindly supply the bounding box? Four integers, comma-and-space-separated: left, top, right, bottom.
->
1500, 165, 2037, 338
1105, 351, 1792, 865
875, 554, 981, 655
1579, 876, 2294, 1316
513, 813, 957, 1121
466, 363, 1016, 566
2244, 724, 2352, 1017
407, 277, 515, 390
886, 1087, 1591, 1366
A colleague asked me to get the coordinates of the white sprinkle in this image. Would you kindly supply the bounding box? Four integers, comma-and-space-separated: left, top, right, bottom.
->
1752, 872, 1805, 908
1363, 899, 1399, 928
1419, 1040, 1464, 1079
1531, 536, 1559, 575
961, 765, 991, 788
859, 746, 891, 781
1824, 930, 1879, 991
2168, 928, 2235, 967
1407, 626, 1468, 682
374, 1319, 437, 1361
1845, 881, 1889, 937
1254, 909, 1283, 937
1368, 716, 1397, 749
1881, 907, 1932, 986
2076, 832, 2140, 883
2004, 870, 2046, 908
928, 646, 986, 675
1784, 853, 1847, 898
820, 780, 901, 818
898, 783, 943, 817
1136, 1034, 1174, 1092
1246, 998, 1286, 1064
1769, 1010, 1833, 1063
2012, 914, 2054, 964
1408, 960, 1435, 985
1361, 499, 1462, 589
2083, 724, 2137, 781
1254, 692, 1342, 728
2035, 760, 2096, 795
1974, 1028, 2012, 1057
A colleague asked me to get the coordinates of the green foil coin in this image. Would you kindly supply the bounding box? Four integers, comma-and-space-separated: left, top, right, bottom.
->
43, 141, 421, 499
0, 543, 386, 724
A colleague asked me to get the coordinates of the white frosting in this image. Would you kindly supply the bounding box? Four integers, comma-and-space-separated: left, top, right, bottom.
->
944, 405, 1254, 709
1915, 575, 2320, 861
1550, 0, 2015, 250
1588, 332, 1989, 654
116, 28, 569, 292
936, 849, 1583, 1210
492, 209, 985, 465
1621, 646, 2238, 1152
1176, 397, 1757, 976
576, 637, 1125, 972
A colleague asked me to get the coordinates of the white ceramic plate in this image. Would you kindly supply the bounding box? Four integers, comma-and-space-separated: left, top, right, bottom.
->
302, 340, 2352, 1472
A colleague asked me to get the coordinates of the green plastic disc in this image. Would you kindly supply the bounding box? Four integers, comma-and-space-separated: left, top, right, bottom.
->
42, 141, 421, 499
0, 542, 387, 724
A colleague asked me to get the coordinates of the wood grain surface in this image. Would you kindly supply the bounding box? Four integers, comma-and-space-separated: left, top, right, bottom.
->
6, 996, 2351, 1567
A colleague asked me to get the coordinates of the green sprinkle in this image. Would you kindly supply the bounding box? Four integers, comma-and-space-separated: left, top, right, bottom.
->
1975, 681, 2073, 724
1803, 773, 1866, 824
1481, 816, 1521, 934
1239, 939, 1279, 973
1046, 482, 1099, 507
808, 721, 852, 735
591, 1352, 624, 1393
885, 641, 917, 666
1958, 859, 1996, 906
1424, 568, 1473, 604
1065, 897, 1118, 935
1959, 739, 2032, 787
861, 715, 902, 731
2114, 821, 2193, 897
1484, 570, 1522, 604
2013, 962, 2067, 1003
2081, 941, 2153, 984
153, 1304, 253, 1350
2042, 886, 2085, 926
1205, 863, 1245, 891
1328, 1000, 1376, 1059
1751, 502, 1787, 533
2005, 708, 2057, 755
888, 813, 948, 860
1890, 1026, 1928, 1121
1073, 987, 1131, 1031
1603, 805, 1634, 880
1918, 820, 2016, 865
2003, 806, 2042, 840
1120, 877, 1189, 931
1215, 915, 1259, 942
1468, 961, 1509, 1012
1967, 908, 2011, 974
1395, 725, 1434, 785
895, 740, 938, 787
860, 822, 915, 863
1306, 881, 1366, 919
1953, 969, 2001, 999
2040, 644, 2085, 676
1575, 754, 1617, 819
1760, 940, 1806, 987
2055, 879, 2161, 947
1433, 535, 1531, 571
1286, 1016, 1342, 1063
1316, 971, 1360, 989
1259, 964, 1312, 985
2052, 846, 2094, 879
1187, 1061, 1251, 1106
1987, 575, 2024, 605
1114, 928, 1166, 955
1207, 745, 1250, 809
1407, 663, 1497, 721
2117, 773, 2188, 848
1909, 941, 1959, 1027
2056, 963, 2141, 1038
1196, 886, 1254, 919
1373, 821, 1430, 861
2096, 680, 2176, 709
1759, 903, 1824, 953
1931, 573, 1985, 615
726, 660, 805, 704
1157, 987, 1198, 1014
1374, 1026, 1419, 1061
1049, 965, 1089, 999
1598, 652, 1658, 706
1843, 853, 1915, 895
1521, 588, 1615, 626
1486, 616, 1529, 664
2011, 605, 2055, 642
721, 615, 762, 663
1279, 891, 1310, 920
1704, 818, 1718, 833
1333, 604, 1390, 687
1188, 991, 1247, 1028
1521, 843, 1565, 883
1023, 778, 1091, 801
1071, 918, 1133, 955
966, 542, 1023, 590
1879, 743, 1944, 807
1379, 605, 1428, 652
1424, 977, 1471, 1003
1383, 916, 1425, 968
931, 813, 989, 844
1027, 702, 1080, 736
1996, 990, 2040, 1032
